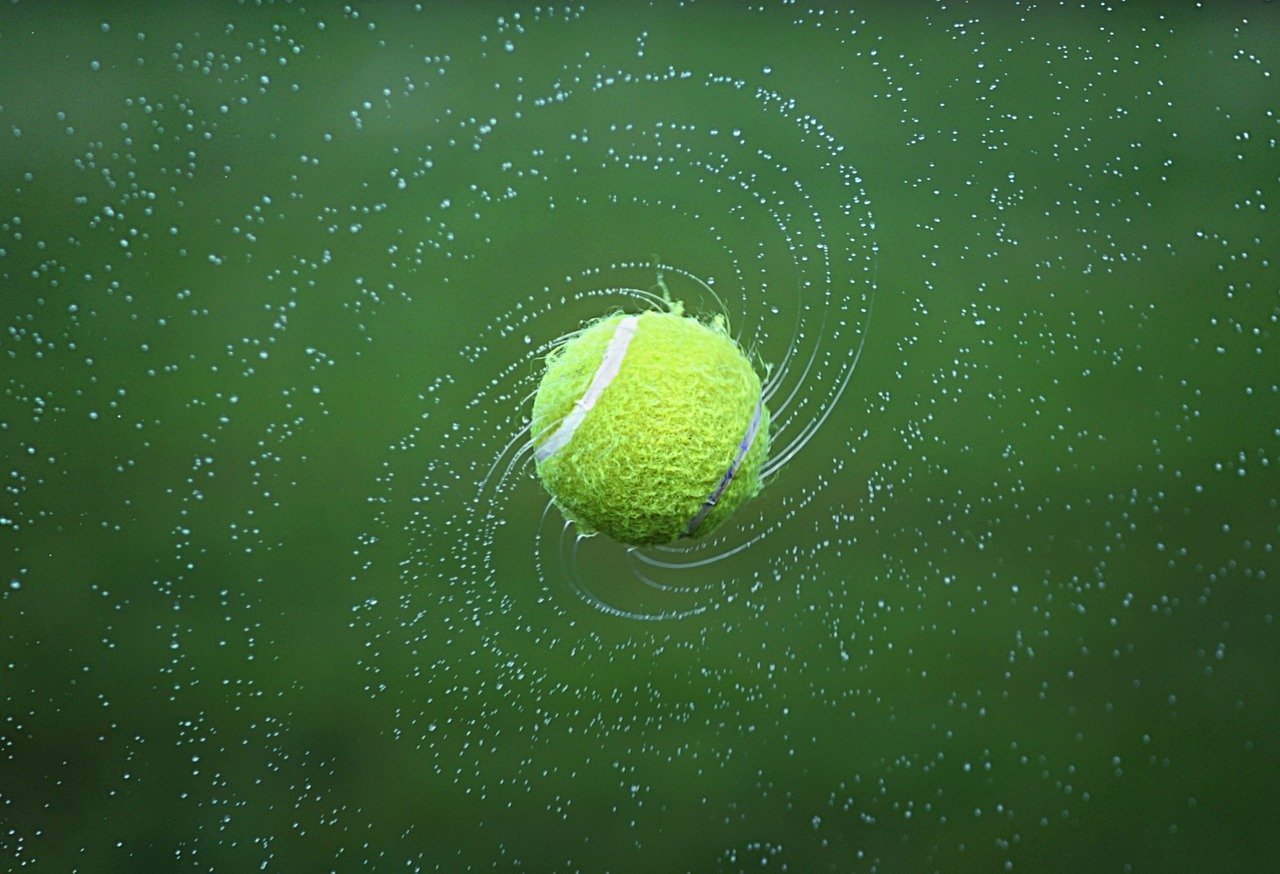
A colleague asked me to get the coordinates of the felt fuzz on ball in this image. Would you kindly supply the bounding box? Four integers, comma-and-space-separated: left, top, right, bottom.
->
530, 306, 770, 546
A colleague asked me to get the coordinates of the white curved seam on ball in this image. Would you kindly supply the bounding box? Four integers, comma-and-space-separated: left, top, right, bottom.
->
686, 394, 764, 537
535, 316, 638, 463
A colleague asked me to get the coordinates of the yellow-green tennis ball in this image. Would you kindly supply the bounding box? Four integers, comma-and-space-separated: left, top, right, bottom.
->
530, 308, 770, 546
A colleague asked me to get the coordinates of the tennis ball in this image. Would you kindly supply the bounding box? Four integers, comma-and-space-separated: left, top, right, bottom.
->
530, 306, 770, 546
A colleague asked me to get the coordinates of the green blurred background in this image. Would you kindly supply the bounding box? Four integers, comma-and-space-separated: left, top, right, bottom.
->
3, 2, 1277, 870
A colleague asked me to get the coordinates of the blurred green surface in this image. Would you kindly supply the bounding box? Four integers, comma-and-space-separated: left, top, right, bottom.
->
2, 2, 1277, 871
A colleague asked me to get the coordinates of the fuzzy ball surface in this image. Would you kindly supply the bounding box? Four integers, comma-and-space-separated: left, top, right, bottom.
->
530, 308, 770, 546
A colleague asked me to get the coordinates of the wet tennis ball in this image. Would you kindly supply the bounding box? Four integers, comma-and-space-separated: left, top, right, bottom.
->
530, 306, 769, 546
